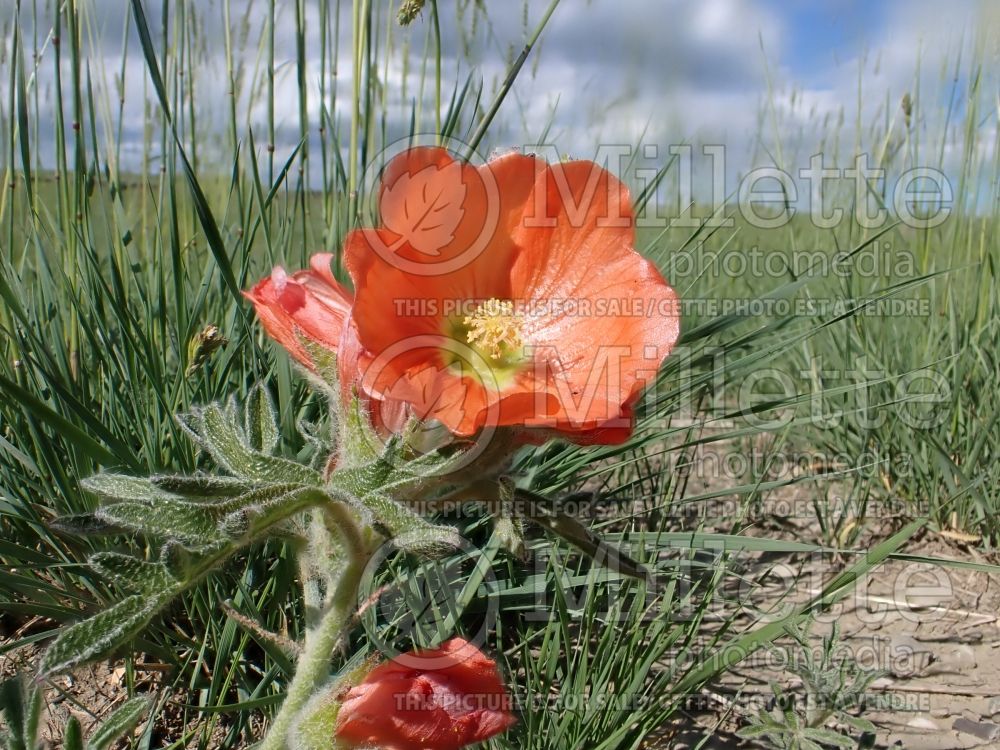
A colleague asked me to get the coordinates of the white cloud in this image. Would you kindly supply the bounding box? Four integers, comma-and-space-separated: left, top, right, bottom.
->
1, 0, 994, 188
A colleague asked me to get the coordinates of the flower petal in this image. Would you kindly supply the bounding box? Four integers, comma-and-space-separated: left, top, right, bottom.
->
244, 256, 353, 371
344, 149, 543, 376
508, 161, 681, 437
336, 638, 515, 750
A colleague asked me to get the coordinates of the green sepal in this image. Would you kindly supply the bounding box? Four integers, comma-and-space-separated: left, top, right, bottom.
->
287, 652, 378, 750
286, 687, 343, 750
336, 392, 382, 468
298, 336, 342, 397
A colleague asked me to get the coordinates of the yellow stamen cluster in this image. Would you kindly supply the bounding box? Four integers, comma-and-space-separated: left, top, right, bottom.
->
464, 298, 524, 360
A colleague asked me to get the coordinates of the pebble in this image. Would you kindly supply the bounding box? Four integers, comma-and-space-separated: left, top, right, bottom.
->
953, 717, 1000, 741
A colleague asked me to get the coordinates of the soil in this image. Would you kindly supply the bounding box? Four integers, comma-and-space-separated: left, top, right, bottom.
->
637, 436, 1000, 749
0, 639, 242, 748
692, 538, 1000, 749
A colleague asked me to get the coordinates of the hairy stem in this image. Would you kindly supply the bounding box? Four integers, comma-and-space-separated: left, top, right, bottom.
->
258, 504, 369, 750
259, 550, 369, 750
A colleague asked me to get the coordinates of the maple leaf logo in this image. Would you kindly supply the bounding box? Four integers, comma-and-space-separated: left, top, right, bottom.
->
380, 160, 468, 257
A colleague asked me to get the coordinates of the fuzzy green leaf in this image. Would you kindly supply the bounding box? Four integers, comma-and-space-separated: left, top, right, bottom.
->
842, 715, 877, 734
159, 540, 205, 581
95, 499, 221, 547
801, 728, 856, 748
89, 553, 177, 596
244, 383, 279, 454
0, 677, 29, 750
80, 473, 170, 503
393, 525, 464, 558
50, 513, 124, 537
86, 695, 152, 750
23, 678, 42, 750
64, 717, 84, 750
219, 483, 303, 515
150, 474, 253, 498
220, 487, 330, 542
297, 418, 331, 456
39, 595, 166, 678
736, 724, 777, 738
328, 451, 426, 502
359, 493, 460, 557
186, 403, 321, 485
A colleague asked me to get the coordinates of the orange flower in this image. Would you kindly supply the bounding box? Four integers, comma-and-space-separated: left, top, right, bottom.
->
335, 638, 516, 750
244, 253, 409, 434
244, 253, 352, 374
247, 147, 680, 445
344, 147, 679, 444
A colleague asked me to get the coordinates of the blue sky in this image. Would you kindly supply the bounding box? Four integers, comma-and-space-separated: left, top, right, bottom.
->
475, 0, 996, 194
1, 0, 995, 184
758, 0, 890, 81
504, 0, 989, 140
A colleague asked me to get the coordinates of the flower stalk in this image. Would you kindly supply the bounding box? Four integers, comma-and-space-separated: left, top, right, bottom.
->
259, 511, 371, 750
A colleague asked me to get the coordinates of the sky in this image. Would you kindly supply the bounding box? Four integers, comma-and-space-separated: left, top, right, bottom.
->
1, 0, 997, 195
497, 0, 996, 166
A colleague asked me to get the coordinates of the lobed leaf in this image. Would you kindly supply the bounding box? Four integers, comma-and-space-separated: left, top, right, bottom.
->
244, 383, 280, 454
150, 474, 253, 498
328, 446, 428, 501
220, 487, 331, 543
185, 403, 322, 485
159, 540, 205, 582
80, 474, 171, 504
95, 499, 221, 547
39, 595, 167, 678
89, 553, 177, 597
358, 493, 460, 558
218, 483, 304, 515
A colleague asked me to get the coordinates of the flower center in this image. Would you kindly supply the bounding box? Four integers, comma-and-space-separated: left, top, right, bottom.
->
464, 298, 524, 361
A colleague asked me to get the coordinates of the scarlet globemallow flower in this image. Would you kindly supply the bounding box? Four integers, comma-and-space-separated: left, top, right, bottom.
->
334, 638, 516, 750
246, 146, 680, 446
